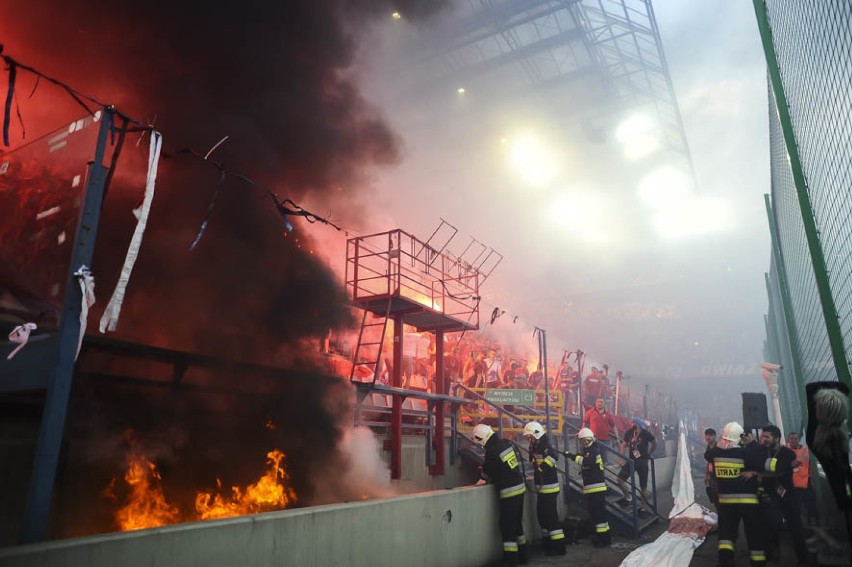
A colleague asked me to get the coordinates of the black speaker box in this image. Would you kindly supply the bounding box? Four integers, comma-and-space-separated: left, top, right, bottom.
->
741, 392, 769, 430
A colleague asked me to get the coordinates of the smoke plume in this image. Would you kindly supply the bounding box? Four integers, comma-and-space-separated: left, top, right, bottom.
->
0, 0, 447, 537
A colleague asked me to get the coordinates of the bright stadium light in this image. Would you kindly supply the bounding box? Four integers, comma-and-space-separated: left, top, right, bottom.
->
615, 114, 661, 160
636, 165, 731, 238
543, 192, 612, 244
637, 165, 691, 206
508, 133, 559, 187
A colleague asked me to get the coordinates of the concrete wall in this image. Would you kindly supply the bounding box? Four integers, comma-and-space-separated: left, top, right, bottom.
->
0, 486, 506, 567
0, 444, 677, 567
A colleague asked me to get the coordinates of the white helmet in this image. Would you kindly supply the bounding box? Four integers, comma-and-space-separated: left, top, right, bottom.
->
523, 421, 545, 440
721, 422, 744, 445
472, 423, 494, 446
577, 428, 595, 441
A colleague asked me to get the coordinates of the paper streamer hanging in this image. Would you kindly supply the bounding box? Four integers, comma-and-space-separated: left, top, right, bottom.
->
7, 323, 37, 360
99, 131, 162, 332
74, 265, 95, 359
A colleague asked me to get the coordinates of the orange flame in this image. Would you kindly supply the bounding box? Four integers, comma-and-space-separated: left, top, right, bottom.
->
106, 447, 180, 531
107, 434, 298, 530
195, 450, 298, 520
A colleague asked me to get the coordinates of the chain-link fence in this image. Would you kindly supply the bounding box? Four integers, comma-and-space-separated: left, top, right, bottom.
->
761, 1, 852, 429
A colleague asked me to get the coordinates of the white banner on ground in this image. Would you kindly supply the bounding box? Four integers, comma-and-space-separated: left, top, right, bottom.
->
619, 421, 717, 567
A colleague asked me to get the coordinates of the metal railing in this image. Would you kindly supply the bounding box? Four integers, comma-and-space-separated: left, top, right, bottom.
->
562, 421, 659, 537
451, 384, 658, 537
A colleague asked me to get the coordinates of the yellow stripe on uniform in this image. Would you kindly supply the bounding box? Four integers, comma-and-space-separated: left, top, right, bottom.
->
719, 494, 758, 504
583, 482, 607, 494
500, 482, 526, 499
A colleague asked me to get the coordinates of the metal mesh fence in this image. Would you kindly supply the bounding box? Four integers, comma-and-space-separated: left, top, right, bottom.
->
763, 1, 852, 425
764, 254, 801, 430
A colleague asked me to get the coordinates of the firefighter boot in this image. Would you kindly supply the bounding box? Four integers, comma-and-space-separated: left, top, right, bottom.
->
502, 550, 519, 566
547, 536, 566, 556
518, 542, 529, 565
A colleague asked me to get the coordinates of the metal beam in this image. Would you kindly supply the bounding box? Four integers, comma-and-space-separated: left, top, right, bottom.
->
21, 108, 114, 543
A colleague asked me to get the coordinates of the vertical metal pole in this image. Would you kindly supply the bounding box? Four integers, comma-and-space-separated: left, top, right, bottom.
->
391, 315, 403, 480
615, 374, 621, 416
21, 108, 113, 543
576, 350, 584, 415
754, 0, 852, 391
430, 330, 446, 476
541, 329, 551, 436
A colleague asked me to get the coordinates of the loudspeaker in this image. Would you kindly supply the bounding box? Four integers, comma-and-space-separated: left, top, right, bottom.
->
742, 393, 769, 430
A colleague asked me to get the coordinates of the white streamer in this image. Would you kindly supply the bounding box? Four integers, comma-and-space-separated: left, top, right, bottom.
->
99, 131, 162, 332
74, 265, 96, 359
7, 322, 37, 360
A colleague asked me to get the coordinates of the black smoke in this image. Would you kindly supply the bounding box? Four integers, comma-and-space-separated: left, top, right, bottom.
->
0, 0, 449, 538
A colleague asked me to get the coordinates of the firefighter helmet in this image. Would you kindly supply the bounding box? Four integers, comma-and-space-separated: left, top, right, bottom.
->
577, 427, 595, 446
721, 422, 744, 445
523, 421, 545, 440
472, 423, 494, 446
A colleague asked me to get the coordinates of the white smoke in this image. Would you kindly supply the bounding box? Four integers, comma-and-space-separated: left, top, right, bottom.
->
309, 425, 396, 504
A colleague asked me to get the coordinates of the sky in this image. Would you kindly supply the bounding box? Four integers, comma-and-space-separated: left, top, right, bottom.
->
349, 0, 772, 418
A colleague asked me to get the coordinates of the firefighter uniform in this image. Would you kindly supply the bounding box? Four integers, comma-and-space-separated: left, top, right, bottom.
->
705, 445, 767, 566
760, 445, 808, 564
529, 434, 565, 555
483, 435, 528, 565
566, 441, 611, 547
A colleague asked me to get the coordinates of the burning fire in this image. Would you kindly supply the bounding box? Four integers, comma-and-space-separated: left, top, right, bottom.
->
106, 436, 298, 530
195, 450, 298, 520
103, 445, 180, 531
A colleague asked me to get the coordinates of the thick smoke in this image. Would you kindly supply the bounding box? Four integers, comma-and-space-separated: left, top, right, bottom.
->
0, 0, 445, 537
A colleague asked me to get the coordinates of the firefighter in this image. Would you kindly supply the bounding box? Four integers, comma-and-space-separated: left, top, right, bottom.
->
473, 423, 528, 566
705, 421, 767, 566
759, 425, 808, 565
563, 427, 611, 547
523, 421, 566, 555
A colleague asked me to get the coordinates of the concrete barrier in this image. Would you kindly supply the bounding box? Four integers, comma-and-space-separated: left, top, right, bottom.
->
0, 437, 676, 567
0, 486, 506, 567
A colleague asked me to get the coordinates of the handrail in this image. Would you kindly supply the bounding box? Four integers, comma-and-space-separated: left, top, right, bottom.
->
562, 420, 660, 535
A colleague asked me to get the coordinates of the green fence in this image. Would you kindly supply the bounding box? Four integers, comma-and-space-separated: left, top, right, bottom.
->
759, 0, 852, 431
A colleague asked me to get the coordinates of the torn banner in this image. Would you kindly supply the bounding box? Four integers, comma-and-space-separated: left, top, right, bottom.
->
99, 131, 162, 332
74, 265, 95, 359
7, 323, 37, 360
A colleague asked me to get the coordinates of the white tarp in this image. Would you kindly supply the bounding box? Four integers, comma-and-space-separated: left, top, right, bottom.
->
619, 421, 718, 567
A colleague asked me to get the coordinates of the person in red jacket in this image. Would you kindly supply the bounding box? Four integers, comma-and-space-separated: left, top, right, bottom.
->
582, 398, 616, 462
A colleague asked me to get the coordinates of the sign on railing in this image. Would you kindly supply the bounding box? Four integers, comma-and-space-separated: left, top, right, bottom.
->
484, 389, 535, 405
458, 388, 563, 434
